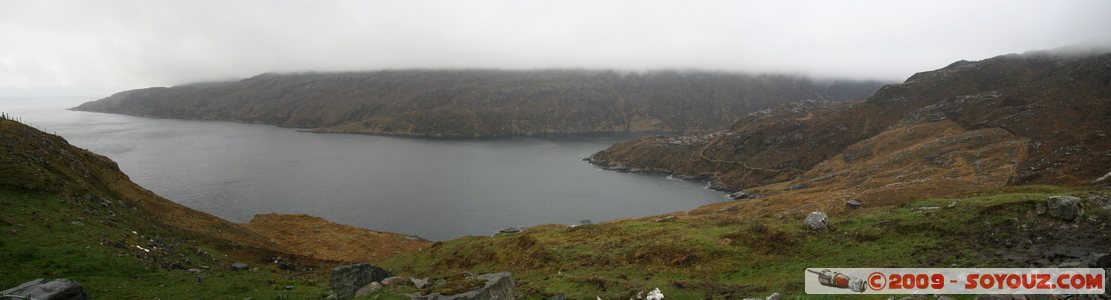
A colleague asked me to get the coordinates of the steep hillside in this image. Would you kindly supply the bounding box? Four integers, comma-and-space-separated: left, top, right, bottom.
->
73, 70, 885, 138
0, 118, 426, 297
591, 49, 1111, 193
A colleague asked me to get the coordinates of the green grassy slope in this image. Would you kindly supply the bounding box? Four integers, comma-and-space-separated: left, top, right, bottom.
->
0, 190, 327, 298
378, 186, 1110, 299
0, 118, 330, 298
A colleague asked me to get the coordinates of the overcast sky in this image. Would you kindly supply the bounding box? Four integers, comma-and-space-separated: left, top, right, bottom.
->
1, 0, 1110, 97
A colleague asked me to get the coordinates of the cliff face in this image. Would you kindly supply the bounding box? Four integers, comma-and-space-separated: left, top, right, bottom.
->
591, 50, 1111, 193
74, 70, 886, 137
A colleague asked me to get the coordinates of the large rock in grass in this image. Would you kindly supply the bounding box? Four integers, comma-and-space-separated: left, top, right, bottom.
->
805, 212, 828, 232
1046, 196, 1084, 221
330, 263, 393, 300
2, 278, 87, 300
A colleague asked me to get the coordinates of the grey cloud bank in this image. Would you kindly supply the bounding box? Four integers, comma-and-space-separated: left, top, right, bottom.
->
1, 0, 1110, 96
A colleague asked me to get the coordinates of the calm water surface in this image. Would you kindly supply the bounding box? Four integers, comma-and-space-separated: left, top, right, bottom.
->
4, 99, 725, 240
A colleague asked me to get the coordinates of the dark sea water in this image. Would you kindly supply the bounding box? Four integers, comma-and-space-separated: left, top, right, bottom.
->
3, 98, 726, 240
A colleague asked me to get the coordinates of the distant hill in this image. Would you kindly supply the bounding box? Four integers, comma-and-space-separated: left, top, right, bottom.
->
591, 49, 1111, 197
73, 70, 886, 138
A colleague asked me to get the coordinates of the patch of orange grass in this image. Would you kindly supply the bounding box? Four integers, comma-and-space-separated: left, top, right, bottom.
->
693, 121, 1028, 219
243, 213, 431, 263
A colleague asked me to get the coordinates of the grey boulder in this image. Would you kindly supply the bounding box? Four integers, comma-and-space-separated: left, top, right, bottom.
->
412, 277, 430, 289
1046, 196, 1084, 221
354, 282, 384, 298
229, 262, 249, 271
330, 263, 393, 300
805, 212, 828, 232
2, 278, 87, 300
845, 200, 864, 209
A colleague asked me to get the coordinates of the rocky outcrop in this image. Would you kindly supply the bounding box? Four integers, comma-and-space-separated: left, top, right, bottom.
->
74, 70, 884, 138
330, 263, 394, 300
411, 272, 515, 300
1, 278, 87, 300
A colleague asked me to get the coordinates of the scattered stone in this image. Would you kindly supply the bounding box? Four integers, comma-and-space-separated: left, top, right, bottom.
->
653, 216, 675, 222
498, 227, 521, 234
1, 278, 88, 300
805, 212, 828, 232
911, 206, 941, 212
284, 285, 295, 290
187, 268, 202, 274
410, 272, 515, 300
411, 277, 430, 289
1046, 196, 1084, 221
330, 263, 393, 300
946, 200, 960, 208
229, 262, 249, 271
729, 191, 754, 200
273, 257, 297, 271
846, 200, 864, 209
354, 282, 382, 298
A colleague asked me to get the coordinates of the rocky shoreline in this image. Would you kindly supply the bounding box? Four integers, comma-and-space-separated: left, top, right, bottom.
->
584, 156, 759, 200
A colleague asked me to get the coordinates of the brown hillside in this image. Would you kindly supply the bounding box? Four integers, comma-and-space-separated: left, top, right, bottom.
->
592, 49, 1111, 192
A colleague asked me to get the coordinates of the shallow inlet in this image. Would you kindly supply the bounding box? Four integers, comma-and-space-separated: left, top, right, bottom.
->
8, 100, 727, 240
